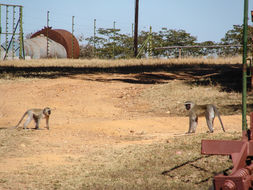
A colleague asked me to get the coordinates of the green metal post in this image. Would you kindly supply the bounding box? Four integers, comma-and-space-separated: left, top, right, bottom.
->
242, 0, 248, 132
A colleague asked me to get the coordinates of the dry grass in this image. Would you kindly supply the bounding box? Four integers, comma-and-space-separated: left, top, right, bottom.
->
0, 129, 240, 190
0, 57, 241, 67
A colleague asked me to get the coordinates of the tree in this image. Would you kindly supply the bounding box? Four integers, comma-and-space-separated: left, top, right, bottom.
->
220, 25, 253, 56
82, 24, 252, 59
151, 28, 198, 58
198, 41, 217, 57
85, 27, 134, 59
79, 44, 94, 58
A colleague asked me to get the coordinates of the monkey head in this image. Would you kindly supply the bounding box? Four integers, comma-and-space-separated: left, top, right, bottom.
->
184, 101, 194, 110
43, 107, 51, 116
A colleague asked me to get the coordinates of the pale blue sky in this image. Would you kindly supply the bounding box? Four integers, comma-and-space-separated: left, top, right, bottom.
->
1, 0, 253, 43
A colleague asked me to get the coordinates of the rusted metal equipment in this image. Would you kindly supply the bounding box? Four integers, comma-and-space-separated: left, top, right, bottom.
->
31, 27, 80, 58
202, 113, 253, 189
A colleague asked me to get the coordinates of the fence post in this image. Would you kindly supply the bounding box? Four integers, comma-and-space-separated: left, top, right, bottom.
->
46, 11, 49, 58
178, 48, 182, 58
93, 18, 96, 57
148, 26, 152, 57
113, 21, 116, 59
72, 16, 74, 59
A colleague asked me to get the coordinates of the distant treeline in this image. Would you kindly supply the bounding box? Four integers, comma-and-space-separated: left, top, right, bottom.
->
78, 25, 252, 59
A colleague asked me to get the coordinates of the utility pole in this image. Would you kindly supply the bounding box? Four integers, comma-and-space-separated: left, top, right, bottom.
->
134, 0, 139, 57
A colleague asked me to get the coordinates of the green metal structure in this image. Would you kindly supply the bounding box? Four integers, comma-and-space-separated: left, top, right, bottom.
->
242, 0, 249, 132
0, 3, 24, 60
136, 26, 153, 58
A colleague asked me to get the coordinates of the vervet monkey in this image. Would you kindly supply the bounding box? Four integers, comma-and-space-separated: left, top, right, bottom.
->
184, 101, 225, 133
14, 107, 51, 130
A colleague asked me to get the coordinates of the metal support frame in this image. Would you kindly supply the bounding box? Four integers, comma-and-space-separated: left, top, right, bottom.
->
0, 3, 24, 60
5, 5, 8, 58
18, 6, 24, 59
242, 0, 249, 132
12, 6, 15, 58
136, 26, 153, 58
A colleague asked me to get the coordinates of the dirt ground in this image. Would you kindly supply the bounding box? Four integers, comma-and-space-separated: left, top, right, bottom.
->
0, 73, 243, 189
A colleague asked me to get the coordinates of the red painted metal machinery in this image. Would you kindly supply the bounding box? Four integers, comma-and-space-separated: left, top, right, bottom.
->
31, 27, 80, 59
202, 113, 253, 189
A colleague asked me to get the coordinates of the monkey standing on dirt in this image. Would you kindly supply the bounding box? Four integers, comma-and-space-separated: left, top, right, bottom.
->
13, 107, 51, 130
184, 101, 225, 133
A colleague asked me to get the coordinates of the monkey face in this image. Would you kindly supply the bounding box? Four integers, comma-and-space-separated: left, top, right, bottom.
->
185, 104, 191, 110
43, 107, 51, 116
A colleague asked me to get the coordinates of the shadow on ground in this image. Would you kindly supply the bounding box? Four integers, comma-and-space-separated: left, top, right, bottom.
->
0, 63, 247, 92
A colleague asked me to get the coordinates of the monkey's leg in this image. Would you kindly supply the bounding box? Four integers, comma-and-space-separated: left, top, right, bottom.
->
23, 113, 33, 129
188, 116, 198, 133
46, 117, 49, 130
191, 116, 198, 133
34, 118, 41, 130
205, 109, 214, 133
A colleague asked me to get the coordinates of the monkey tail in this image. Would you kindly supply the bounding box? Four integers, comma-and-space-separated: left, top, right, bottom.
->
214, 106, 225, 132
12, 111, 28, 129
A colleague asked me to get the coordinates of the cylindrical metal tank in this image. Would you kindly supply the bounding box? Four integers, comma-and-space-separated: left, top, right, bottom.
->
24, 34, 67, 59
31, 27, 80, 59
